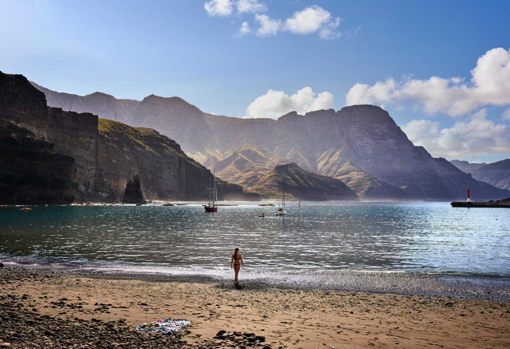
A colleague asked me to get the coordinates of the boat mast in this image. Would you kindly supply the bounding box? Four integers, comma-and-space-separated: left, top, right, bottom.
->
208, 177, 212, 205
282, 179, 285, 208
213, 171, 217, 204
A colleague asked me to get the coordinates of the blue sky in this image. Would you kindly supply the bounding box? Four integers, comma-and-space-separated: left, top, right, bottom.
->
1, 0, 510, 162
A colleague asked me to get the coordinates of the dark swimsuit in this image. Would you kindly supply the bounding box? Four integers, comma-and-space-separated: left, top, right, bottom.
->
233, 255, 240, 267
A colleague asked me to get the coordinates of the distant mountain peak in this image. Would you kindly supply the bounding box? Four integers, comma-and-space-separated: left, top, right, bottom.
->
274, 162, 300, 171
85, 91, 115, 99
278, 111, 300, 120
252, 161, 358, 201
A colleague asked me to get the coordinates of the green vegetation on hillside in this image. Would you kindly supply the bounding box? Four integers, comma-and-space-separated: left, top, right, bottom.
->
98, 119, 152, 151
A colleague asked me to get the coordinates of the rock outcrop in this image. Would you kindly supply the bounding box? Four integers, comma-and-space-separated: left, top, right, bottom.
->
1, 71, 257, 204
122, 175, 146, 204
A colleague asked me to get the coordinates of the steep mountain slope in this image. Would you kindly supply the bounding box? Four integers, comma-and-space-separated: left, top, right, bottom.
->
98, 119, 252, 201
251, 163, 358, 201
206, 107, 507, 201
450, 160, 487, 174
129, 95, 218, 158
472, 159, 510, 190
205, 144, 287, 184
451, 159, 510, 190
1, 71, 255, 203
33, 84, 510, 201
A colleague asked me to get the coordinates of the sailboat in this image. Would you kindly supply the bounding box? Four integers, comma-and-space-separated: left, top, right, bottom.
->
205, 171, 218, 212
275, 179, 287, 216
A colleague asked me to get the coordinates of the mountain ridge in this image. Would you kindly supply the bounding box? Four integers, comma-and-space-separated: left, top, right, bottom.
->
32, 82, 510, 201
0, 72, 256, 204
451, 159, 510, 190
450, 160, 487, 174
472, 159, 510, 190
250, 162, 359, 201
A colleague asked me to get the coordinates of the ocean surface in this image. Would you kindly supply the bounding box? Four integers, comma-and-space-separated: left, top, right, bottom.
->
1, 202, 510, 299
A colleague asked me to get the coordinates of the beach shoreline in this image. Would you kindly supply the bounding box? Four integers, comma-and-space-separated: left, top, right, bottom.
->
1, 265, 509, 348
3, 256, 510, 302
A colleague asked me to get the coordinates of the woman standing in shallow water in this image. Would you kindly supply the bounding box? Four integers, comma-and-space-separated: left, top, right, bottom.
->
231, 248, 244, 286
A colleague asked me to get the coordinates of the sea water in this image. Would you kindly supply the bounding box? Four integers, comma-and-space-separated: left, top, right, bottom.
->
1, 202, 509, 298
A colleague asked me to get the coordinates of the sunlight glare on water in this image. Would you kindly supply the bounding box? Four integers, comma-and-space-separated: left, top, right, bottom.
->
0, 202, 509, 277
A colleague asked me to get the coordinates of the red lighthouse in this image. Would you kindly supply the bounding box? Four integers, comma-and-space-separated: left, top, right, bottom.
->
467, 188, 471, 202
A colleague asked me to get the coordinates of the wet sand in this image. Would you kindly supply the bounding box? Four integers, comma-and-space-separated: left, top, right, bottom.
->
1, 266, 510, 348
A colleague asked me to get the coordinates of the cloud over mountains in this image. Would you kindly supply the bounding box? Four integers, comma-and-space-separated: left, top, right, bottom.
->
246, 87, 334, 119
346, 47, 510, 117
402, 109, 510, 159
346, 46, 510, 160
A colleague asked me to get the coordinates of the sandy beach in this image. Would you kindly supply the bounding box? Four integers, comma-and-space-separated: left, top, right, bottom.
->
1, 266, 509, 348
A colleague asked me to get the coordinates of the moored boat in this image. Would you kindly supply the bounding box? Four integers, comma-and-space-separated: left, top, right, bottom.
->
205, 171, 218, 212
275, 179, 287, 216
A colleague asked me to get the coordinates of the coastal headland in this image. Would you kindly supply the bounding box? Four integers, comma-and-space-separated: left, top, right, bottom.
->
1, 267, 509, 349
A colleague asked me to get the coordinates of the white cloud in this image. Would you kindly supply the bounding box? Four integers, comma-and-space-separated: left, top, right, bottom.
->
503, 107, 510, 120
346, 47, 510, 117
236, 0, 267, 14
246, 87, 334, 119
236, 21, 252, 37
346, 78, 398, 106
204, 0, 233, 17
319, 17, 341, 39
284, 5, 341, 39
254, 14, 282, 36
402, 109, 510, 158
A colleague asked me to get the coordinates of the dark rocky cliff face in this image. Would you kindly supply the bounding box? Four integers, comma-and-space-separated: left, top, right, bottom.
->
1, 71, 256, 204
1, 73, 114, 202
0, 119, 75, 204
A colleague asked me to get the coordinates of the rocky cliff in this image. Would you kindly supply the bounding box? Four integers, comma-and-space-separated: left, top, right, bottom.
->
1, 72, 256, 204
33, 83, 510, 201
0, 119, 75, 204
98, 119, 254, 201
1, 72, 114, 202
